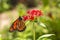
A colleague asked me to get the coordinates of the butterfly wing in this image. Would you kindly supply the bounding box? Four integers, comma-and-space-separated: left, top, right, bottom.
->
17, 20, 26, 32
9, 19, 19, 32
9, 17, 26, 32
9, 24, 14, 32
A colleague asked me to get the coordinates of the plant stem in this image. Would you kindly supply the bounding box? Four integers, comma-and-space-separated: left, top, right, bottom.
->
32, 22, 36, 40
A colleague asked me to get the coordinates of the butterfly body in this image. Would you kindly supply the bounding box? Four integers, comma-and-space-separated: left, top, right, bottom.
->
9, 17, 26, 32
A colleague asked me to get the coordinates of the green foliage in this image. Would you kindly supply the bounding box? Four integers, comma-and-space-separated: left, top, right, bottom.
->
17, 4, 27, 16
37, 34, 55, 40
42, 0, 49, 7
0, 0, 60, 40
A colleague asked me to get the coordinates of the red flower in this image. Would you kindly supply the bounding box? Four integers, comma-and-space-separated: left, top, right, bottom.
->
23, 15, 34, 21
27, 9, 36, 16
23, 9, 43, 21
27, 9, 43, 17
36, 10, 43, 16
27, 10, 31, 14
29, 15, 34, 21
23, 16, 29, 21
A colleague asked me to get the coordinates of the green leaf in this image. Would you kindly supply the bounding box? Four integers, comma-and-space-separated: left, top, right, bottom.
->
37, 34, 55, 40
39, 22, 46, 28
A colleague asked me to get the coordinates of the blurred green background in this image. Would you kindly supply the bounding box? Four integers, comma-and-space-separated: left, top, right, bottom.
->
0, 0, 60, 40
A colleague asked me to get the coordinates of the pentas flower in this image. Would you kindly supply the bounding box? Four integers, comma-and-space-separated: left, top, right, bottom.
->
23, 9, 43, 21
27, 9, 43, 17
23, 16, 29, 21
28, 15, 34, 21
23, 15, 34, 21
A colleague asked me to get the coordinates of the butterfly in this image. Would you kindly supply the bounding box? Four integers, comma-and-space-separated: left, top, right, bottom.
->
9, 17, 26, 32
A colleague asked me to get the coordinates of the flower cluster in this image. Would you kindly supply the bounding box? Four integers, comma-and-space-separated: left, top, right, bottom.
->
23, 9, 43, 21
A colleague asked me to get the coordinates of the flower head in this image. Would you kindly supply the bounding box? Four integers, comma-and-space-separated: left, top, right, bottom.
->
23, 9, 43, 21
27, 9, 43, 17
23, 16, 29, 21
29, 15, 34, 21
23, 15, 34, 21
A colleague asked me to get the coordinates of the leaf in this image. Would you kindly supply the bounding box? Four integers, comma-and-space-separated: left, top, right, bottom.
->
40, 22, 46, 28
37, 34, 55, 40
25, 21, 30, 25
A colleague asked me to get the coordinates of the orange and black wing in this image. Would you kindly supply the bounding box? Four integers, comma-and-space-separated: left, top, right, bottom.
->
9, 18, 19, 32
9, 24, 14, 32
9, 17, 26, 32
17, 19, 26, 32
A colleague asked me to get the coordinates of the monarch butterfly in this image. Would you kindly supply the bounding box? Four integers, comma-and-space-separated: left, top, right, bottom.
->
9, 17, 26, 32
